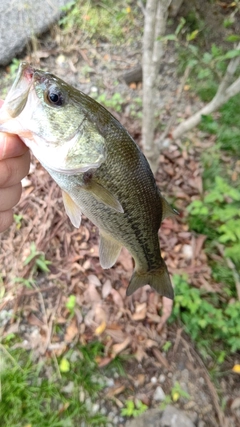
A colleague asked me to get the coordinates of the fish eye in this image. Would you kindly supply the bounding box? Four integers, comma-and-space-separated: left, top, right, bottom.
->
47, 87, 65, 106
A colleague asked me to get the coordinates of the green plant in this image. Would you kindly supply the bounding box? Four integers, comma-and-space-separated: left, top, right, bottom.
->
60, 0, 137, 43
121, 399, 148, 418
23, 242, 51, 273
9, 58, 21, 76
160, 381, 190, 409
170, 275, 240, 356
0, 343, 110, 427
65, 295, 76, 316
91, 91, 125, 113
13, 214, 24, 229
187, 176, 240, 268
13, 276, 35, 289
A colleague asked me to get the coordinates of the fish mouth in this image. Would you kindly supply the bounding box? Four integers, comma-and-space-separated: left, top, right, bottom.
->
0, 62, 35, 122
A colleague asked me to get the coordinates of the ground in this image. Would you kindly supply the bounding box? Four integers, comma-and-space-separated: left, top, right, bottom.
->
0, 1, 240, 427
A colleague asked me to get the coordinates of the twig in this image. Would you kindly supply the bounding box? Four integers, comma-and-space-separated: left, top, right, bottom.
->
172, 42, 240, 140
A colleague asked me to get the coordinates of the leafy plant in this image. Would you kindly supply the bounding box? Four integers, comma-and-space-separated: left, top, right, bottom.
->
91, 91, 125, 113
121, 399, 148, 418
170, 275, 240, 356
23, 242, 51, 273
160, 381, 190, 409
187, 176, 240, 267
65, 295, 76, 317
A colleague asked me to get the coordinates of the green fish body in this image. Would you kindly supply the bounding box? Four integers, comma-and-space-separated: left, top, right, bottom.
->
0, 62, 175, 298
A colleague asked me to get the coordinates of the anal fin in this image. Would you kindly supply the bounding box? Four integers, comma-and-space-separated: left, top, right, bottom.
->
99, 232, 122, 269
62, 191, 82, 228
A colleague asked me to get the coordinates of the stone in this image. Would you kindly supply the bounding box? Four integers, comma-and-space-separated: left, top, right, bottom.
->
0, 0, 70, 66
161, 405, 195, 427
125, 406, 196, 427
153, 386, 166, 401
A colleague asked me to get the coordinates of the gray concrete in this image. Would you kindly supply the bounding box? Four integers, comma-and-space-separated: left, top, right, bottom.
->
0, 0, 70, 66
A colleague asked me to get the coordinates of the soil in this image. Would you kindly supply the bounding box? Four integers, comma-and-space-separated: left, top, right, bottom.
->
0, 1, 239, 427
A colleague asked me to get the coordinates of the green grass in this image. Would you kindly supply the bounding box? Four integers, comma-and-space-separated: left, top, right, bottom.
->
60, 0, 139, 43
0, 342, 113, 427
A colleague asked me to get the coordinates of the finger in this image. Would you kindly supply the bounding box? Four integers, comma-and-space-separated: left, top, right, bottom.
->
0, 99, 3, 108
0, 209, 14, 233
0, 183, 22, 211
0, 150, 30, 187
0, 132, 29, 160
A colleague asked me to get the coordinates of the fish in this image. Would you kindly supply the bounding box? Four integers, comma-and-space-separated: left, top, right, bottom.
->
0, 62, 176, 298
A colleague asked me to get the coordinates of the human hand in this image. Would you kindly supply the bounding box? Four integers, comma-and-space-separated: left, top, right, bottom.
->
0, 100, 30, 233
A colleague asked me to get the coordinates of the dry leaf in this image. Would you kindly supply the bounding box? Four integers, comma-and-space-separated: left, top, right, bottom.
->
64, 319, 78, 343
152, 347, 170, 369
88, 274, 101, 287
112, 336, 131, 356
102, 279, 112, 299
157, 297, 173, 332
111, 289, 124, 308
106, 385, 125, 398
95, 321, 107, 336
131, 304, 147, 321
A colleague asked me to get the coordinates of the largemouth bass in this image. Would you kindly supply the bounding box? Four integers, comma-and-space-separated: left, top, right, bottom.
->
0, 62, 175, 298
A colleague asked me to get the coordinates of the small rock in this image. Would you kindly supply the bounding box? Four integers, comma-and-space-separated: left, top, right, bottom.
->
105, 377, 115, 387
125, 407, 196, 427
151, 376, 158, 384
79, 387, 85, 403
161, 405, 195, 427
198, 421, 206, 427
91, 403, 100, 414
153, 386, 166, 401
159, 374, 166, 383
62, 381, 74, 394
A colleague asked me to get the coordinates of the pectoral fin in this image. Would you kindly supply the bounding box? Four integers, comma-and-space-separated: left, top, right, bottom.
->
62, 191, 82, 228
99, 232, 122, 269
86, 180, 124, 213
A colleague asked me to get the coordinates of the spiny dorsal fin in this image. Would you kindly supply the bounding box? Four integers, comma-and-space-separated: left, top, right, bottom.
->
99, 232, 122, 269
62, 191, 82, 228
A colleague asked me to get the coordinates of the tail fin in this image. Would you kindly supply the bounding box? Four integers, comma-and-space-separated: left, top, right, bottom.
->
126, 260, 174, 299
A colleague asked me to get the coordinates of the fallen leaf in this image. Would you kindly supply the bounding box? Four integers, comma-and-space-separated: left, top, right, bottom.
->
152, 347, 170, 369
232, 364, 240, 374
106, 385, 125, 398
111, 289, 124, 308
95, 321, 107, 336
112, 336, 131, 356
64, 319, 78, 343
102, 279, 112, 299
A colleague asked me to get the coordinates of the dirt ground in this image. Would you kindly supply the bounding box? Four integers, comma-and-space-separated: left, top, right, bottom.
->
0, 1, 240, 426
